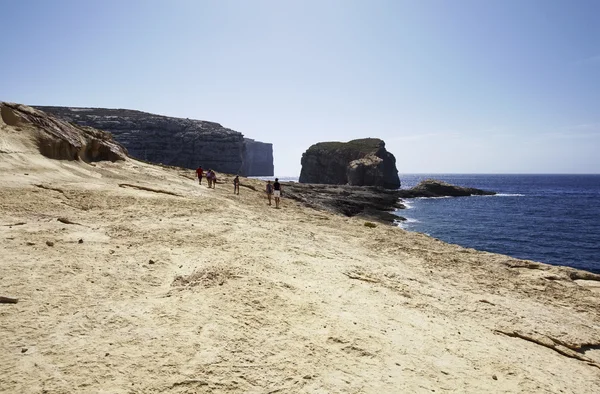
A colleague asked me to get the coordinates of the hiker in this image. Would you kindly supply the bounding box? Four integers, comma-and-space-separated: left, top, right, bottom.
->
211, 171, 217, 189
273, 178, 282, 208
196, 166, 203, 185
233, 176, 240, 195
206, 170, 213, 188
265, 180, 273, 205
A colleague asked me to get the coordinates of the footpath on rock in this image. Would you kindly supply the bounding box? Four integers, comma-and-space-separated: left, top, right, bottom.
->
2, 104, 600, 393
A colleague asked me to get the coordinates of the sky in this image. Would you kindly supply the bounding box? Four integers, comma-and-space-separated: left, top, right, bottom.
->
1, 0, 599, 175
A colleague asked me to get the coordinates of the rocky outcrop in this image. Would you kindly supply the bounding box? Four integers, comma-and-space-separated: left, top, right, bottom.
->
299, 138, 400, 189
35, 106, 273, 176
241, 138, 274, 176
1, 103, 127, 162
398, 179, 496, 198
282, 182, 404, 224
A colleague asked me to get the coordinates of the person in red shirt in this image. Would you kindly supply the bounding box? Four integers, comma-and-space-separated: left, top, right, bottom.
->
196, 166, 203, 185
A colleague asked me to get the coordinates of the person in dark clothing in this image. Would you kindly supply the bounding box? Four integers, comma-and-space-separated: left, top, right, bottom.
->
273, 178, 282, 208
233, 176, 240, 195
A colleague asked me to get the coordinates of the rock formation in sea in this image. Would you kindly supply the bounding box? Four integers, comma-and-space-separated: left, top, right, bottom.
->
35, 106, 274, 176
1, 103, 127, 162
397, 179, 496, 198
299, 138, 401, 189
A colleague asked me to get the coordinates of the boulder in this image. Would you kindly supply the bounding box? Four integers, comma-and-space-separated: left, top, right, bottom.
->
0, 103, 127, 162
35, 106, 274, 176
299, 138, 400, 189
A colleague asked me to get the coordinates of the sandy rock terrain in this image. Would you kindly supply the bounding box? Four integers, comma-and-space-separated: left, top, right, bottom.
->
1, 117, 600, 393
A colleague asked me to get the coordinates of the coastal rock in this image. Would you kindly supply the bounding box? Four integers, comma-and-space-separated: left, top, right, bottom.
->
299, 138, 400, 189
282, 183, 404, 224
398, 179, 496, 198
35, 106, 274, 176
0, 103, 127, 162
283, 179, 495, 224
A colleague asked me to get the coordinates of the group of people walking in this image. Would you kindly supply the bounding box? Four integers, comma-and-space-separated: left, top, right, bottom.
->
196, 166, 283, 208
195, 166, 217, 188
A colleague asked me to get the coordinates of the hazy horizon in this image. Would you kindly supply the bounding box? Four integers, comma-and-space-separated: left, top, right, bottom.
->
2, 0, 599, 175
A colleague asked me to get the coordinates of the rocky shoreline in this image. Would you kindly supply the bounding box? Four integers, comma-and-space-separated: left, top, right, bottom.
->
282, 179, 495, 225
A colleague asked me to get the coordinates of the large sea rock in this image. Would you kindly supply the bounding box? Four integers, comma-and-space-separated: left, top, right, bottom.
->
35, 106, 274, 176
299, 138, 400, 189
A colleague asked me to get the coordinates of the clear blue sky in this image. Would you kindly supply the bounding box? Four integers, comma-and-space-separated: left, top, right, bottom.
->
2, 0, 599, 175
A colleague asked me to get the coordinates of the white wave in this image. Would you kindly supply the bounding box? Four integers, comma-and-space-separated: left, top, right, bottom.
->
414, 196, 452, 200
401, 200, 414, 209
394, 217, 420, 228
494, 193, 525, 197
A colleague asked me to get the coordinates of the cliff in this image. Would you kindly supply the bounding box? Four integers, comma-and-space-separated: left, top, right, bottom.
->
0, 103, 127, 162
35, 106, 273, 176
241, 138, 274, 176
299, 138, 400, 189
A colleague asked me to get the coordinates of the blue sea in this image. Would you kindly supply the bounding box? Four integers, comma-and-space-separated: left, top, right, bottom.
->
397, 174, 600, 274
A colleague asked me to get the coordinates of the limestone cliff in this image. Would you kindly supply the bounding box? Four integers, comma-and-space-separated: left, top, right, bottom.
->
299, 138, 400, 189
241, 138, 274, 176
35, 106, 273, 176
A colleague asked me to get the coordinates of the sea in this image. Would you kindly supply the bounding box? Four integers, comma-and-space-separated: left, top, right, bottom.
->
256, 174, 600, 273
398, 174, 600, 274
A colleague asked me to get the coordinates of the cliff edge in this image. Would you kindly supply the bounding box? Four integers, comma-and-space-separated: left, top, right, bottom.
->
299, 138, 400, 189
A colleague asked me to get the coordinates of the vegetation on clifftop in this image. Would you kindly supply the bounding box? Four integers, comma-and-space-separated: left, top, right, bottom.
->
308, 138, 384, 155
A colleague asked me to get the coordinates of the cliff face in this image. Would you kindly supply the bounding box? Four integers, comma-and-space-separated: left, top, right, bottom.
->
35, 106, 273, 176
1, 103, 127, 162
242, 138, 274, 176
299, 138, 400, 189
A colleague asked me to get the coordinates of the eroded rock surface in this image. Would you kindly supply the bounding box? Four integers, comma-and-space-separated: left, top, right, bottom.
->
1, 103, 127, 162
299, 138, 400, 189
282, 183, 404, 224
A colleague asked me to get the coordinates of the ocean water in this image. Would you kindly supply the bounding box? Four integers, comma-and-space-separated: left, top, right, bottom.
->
397, 174, 600, 273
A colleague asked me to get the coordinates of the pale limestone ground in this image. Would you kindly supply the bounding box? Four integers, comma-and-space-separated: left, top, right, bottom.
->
1, 121, 600, 393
